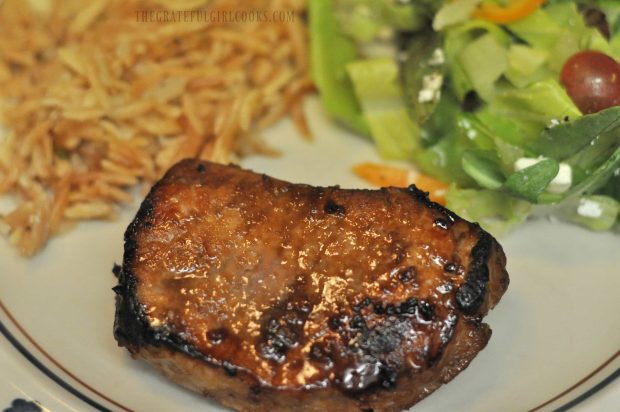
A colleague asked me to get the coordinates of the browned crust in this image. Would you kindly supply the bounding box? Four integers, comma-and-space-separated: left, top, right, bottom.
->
131, 318, 491, 412
113, 159, 510, 411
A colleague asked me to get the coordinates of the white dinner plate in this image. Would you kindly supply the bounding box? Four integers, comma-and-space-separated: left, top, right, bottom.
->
1, 97, 619, 412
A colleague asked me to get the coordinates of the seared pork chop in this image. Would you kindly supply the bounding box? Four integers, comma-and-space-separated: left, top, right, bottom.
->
113, 159, 509, 412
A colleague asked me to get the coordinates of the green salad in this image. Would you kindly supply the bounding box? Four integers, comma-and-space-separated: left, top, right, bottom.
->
310, 0, 620, 235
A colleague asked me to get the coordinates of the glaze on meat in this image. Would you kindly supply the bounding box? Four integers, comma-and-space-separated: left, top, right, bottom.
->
113, 159, 509, 412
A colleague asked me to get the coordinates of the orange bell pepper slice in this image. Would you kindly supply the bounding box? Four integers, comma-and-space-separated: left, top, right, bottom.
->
473, 0, 546, 24
353, 162, 448, 205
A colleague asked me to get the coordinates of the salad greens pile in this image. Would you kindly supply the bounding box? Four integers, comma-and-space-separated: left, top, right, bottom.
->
310, 0, 620, 235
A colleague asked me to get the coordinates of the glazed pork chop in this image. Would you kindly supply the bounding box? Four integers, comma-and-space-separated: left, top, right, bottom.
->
113, 159, 509, 412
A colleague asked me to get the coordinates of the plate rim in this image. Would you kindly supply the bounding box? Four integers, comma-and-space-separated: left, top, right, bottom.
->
1, 297, 618, 412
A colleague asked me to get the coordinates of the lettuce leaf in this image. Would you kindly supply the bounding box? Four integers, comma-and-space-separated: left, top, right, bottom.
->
347, 58, 420, 159
504, 158, 560, 202
559, 195, 620, 231
310, 0, 370, 136
528, 106, 620, 160
446, 187, 531, 237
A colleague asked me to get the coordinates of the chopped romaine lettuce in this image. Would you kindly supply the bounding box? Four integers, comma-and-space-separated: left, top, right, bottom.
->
309, 0, 370, 136
490, 80, 581, 132
433, 0, 481, 31
346, 58, 420, 159
444, 19, 510, 100
559, 195, 620, 231
506, 9, 563, 50
333, 0, 430, 42
505, 45, 550, 88
446, 187, 531, 236
459, 33, 508, 100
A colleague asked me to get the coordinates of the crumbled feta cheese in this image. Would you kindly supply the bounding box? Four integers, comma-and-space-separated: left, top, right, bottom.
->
546, 118, 561, 129
424, 73, 443, 91
418, 72, 443, 103
513, 156, 572, 194
514, 157, 541, 170
548, 163, 572, 194
428, 48, 445, 66
418, 89, 435, 103
458, 117, 477, 139
577, 198, 603, 218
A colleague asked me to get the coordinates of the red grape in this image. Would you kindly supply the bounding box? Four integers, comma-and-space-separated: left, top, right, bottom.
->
560, 50, 620, 114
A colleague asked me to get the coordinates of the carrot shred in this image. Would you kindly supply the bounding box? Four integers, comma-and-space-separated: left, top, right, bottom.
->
353, 162, 410, 188
414, 174, 448, 205
353, 162, 448, 205
473, 0, 546, 24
